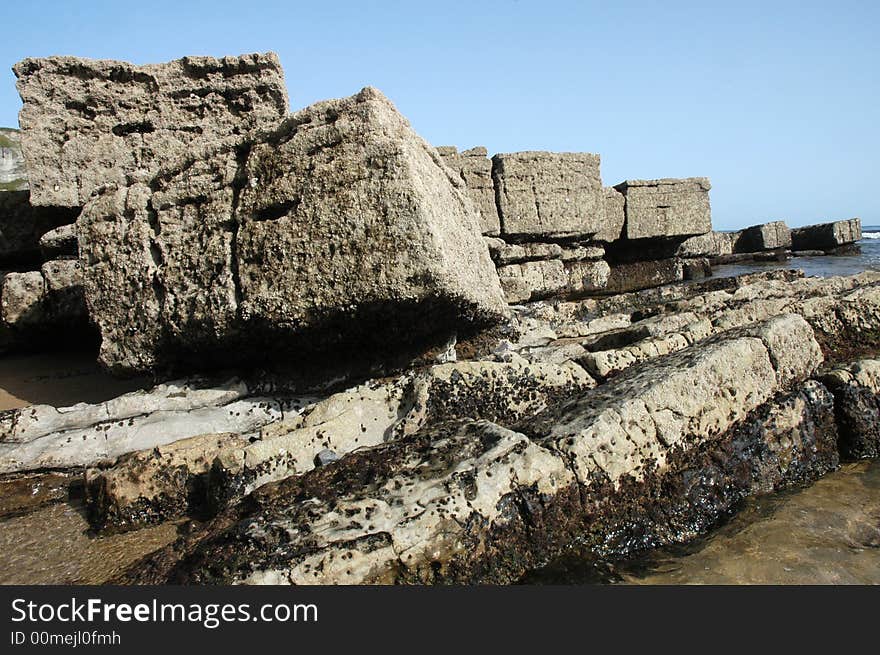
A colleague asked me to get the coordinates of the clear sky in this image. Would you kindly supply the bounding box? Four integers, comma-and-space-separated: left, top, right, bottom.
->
1, 0, 877, 229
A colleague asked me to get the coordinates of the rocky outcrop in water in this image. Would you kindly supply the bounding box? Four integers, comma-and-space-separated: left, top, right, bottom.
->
792, 218, 862, 253
1, 49, 878, 587
68, 269, 877, 583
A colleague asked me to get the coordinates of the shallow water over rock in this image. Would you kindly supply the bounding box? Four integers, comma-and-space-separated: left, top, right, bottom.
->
524, 459, 880, 585
0, 500, 182, 584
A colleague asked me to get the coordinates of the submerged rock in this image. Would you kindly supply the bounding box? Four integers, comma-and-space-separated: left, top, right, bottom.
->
78, 87, 506, 375
13, 53, 288, 208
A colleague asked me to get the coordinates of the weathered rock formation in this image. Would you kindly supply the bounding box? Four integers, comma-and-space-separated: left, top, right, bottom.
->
492, 152, 605, 239
78, 87, 506, 375
792, 218, 862, 253
3, 50, 878, 587
14, 53, 288, 208
437, 146, 500, 235
614, 178, 712, 239
734, 220, 792, 253
0, 259, 90, 350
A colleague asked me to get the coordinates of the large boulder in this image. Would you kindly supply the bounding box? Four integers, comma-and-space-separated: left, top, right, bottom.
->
437, 146, 500, 235
78, 87, 506, 375
492, 152, 606, 239
13, 53, 288, 208
733, 221, 791, 253
614, 178, 712, 239
791, 218, 862, 252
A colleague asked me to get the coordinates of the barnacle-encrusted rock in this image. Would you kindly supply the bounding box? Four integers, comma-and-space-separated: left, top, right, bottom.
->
78, 87, 506, 375
819, 359, 880, 458
13, 53, 288, 208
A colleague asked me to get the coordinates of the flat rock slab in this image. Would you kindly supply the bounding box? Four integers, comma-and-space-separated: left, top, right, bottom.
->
791, 218, 862, 251
79, 87, 506, 375
492, 152, 605, 239
14, 53, 289, 208
437, 146, 500, 235
614, 178, 712, 239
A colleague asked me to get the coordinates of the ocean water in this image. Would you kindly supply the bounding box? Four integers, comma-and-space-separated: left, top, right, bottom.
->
713, 225, 880, 279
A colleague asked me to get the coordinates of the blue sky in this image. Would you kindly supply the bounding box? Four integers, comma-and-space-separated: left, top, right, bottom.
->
1, 0, 877, 229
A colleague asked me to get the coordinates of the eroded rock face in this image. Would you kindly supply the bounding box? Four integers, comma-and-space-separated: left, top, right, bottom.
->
79, 87, 506, 375
13, 53, 288, 208
0, 378, 292, 473
114, 313, 831, 585
437, 146, 500, 235
0, 191, 77, 266
614, 178, 712, 239
820, 359, 880, 459
86, 357, 595, 531
791, 218, 862, 252
733, 221, 791, 253
492, 152, 605, 239
676, 231, 733, 258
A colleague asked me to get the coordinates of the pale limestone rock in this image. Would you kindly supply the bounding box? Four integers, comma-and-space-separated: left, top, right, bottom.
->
492, 152, 604, 238
14, 53, 288, 208
437, 146, 500, 235
614, 178, 712, 239
79, 87, 506, 374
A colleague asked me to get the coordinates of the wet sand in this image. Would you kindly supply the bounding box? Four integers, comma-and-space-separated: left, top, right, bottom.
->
0, 350, 150, 410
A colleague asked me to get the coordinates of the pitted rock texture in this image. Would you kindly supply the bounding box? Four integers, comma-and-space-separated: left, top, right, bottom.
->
733, 221, 792, 252
819, 359, 880, 459
614, 178, 712, 239
14, 53, 288, 208
0, 259, 88, 343
115, 313, 833, 585
85, 432, 247, 532
86, 357, 594, 531
492, 152, 605, 239
602, 187, 625, 242
676, 231, 733, 258
79, 87, 506, 375
39, 223, 77, 259
603, 258, 684, 294
437, 146, 500, 235
0, 378, 294, 473
791, 218, 862, 251
0, 191, 77, 266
